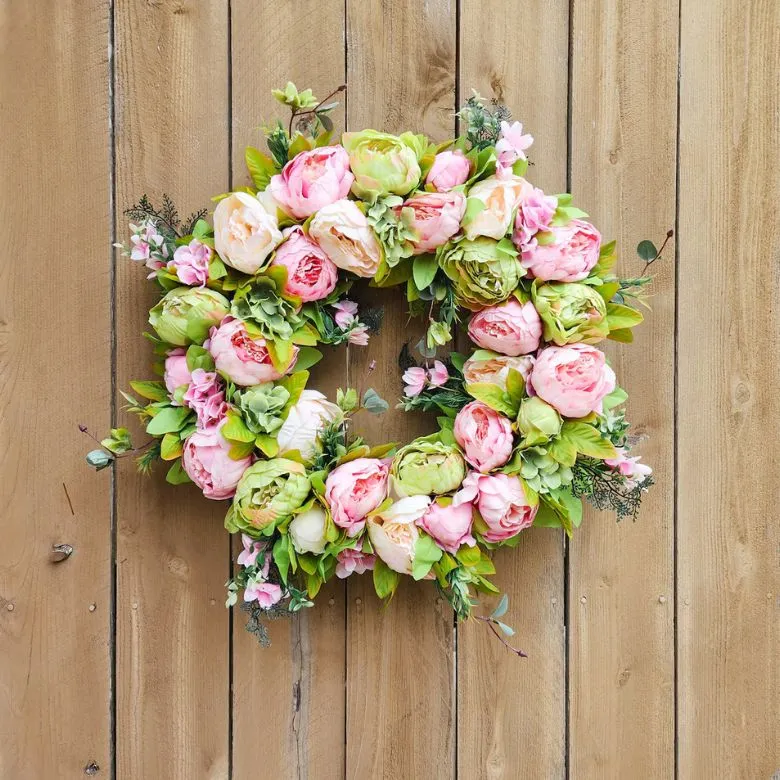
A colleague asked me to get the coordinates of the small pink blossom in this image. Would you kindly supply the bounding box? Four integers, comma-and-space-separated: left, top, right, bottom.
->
427, 360, 449, 387
605, 448, 653, 488
332, 300, 359, 329
237, 534, 263, 568
129, 219, 168, 277
243, 577, 283, 608
495, 121, 533, 174
183, 368, 228, 428
402, 366, 427, 397
163, 348, 192, 398
335, 544, 376, 579
168, 238, 211, 286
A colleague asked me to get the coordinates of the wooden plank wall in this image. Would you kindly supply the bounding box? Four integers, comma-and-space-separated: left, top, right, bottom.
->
1, 1, 778, 778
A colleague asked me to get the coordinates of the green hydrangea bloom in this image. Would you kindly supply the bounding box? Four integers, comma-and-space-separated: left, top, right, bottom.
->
519, 447, 573, 493
235, 384, 290, 435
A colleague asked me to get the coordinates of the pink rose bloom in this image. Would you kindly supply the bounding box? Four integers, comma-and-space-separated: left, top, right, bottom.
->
268, 145, 354, 219
400, 191, 466, 254
325, 458, 390, 537
182, 420, 252, 500
183, 368, 228, 428
605, 448, 653, 488
418, 500, 475, 555
426, 150, 471, 192
335, 544, 376, 579
270, 227, 338, 302
427, 360, 449, 387
454, 472, 537, 543
530, 343, 616, 418
521, 219, 601, 282
468, 299, 542, 356
453, 401, 514, 472
402, 366, 427, 397
209, 316, 297, 386
163, 348, 192, 397
495, 120, 533, 173
513, 187, 557, 248
168, 238, 211, 286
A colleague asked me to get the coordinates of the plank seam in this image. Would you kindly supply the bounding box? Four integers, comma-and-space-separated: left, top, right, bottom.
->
343, 4, 349, 775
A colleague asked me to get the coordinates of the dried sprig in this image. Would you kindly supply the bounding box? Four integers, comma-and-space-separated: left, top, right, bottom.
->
571, 458, 653, 522
124, 194, 206, 239
457, 91, 511, 150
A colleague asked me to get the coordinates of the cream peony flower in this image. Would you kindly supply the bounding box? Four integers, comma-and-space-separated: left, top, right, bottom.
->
463, 175, 527, 241
366, 496, 430, 575
276, 390, 343, 461
288, 505, 329, 554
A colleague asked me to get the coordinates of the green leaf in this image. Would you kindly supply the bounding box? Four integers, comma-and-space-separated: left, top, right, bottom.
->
186, 345, 215, 372
265, 338, 294, 373
602, 387, 628, 410
86, 449, 114, 471
596, 280, 620, 303
606, 303, 644, 331
287, 132, 312, 159
636, 240, 657, 262
491, 593, 509, 619
505, 369, 526, 406
165, 459, 191, 485
560, 422, 617, 459
222, 410, 255, 443
160, 432, 184, 461
146, 406, 192, 435
129, 380, 169, 402
412, 533, 443, 581
607, 327, 634, 343
465, 382, 518, 417
547, 435, 578, 467
255, 434, 279, 458
208, 255, 228, 281
412, 254, 439, 291
293, 346, 323, 371
362, 388, 389, 415
461, 196, 486, 227
273, 535, 291, 584
373, 559, 400, 600
245, 146, 277, 191
455, 545, 481, 567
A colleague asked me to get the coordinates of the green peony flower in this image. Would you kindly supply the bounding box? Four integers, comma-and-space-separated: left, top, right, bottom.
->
342, 129, 425, 201
226, 458, 311, 536
437, 237, 521, 311
234, 384, 290, 435
517, 397, 562, 447
149, 287, 230, 346
391, 438, 467, 497
519, 447, 573, 493
532, 282, 609, 345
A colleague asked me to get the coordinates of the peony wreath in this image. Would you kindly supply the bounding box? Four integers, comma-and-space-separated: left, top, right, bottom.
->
85, 84, 661, 650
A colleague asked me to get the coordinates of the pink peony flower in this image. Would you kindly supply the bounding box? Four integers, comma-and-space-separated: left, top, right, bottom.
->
325, 458, 390, 537
402, 366, 427, 397
237, 534, 263, 567
418, 500, 475, 554
168, 238, 211, 286
495, 120, 533, 173
182, 419, 252, 500
513, 187, 557, 248
183, 368, 228, 428
209, 316, 297, 386
268, 145, 354, 219
400, 191, 466, 254
163, 348, 193, 397
454, 472, 537, 543
427, 360, 449, 387
335, 543, 376, 579
468, 299, 542, 356
605, 448, 653, 488
425, 149, 471, 192
530, 343, 616, 418
521, 219, 601, 282
453, 401, 514, 472
270, 227, 338, 302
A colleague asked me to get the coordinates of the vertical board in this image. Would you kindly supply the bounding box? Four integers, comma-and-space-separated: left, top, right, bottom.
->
678, 1, 779, 776
344, 1, 457, 777
229, 2, 347, 777
0, 2, 112, 777
457, 1, 569, 777
568, 1, 678, 777
113, 1, 230, 777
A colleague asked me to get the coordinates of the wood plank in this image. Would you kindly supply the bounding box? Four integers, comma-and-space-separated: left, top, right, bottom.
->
113, 2, 230, 777
456, 1, 569, 777
677, 0, 779, 776
567, 1, 678, 777
0, 2, 112, 777
229, 2, 347, 777
344, 1, 457, 777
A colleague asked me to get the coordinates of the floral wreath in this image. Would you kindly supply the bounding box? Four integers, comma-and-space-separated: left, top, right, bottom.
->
85, 83, 662, 651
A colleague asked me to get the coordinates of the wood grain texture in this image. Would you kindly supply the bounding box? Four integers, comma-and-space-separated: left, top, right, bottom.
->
677, 0, 780, 776
567, 1, 678, 777
344, 1, 457, 777
113, 2, 230, 777
229, 2, 347, 777
0, 2, 112, 777
457, 1, 569, 777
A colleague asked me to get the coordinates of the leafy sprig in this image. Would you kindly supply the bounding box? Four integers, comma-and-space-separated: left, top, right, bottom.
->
124, 194, 206, 240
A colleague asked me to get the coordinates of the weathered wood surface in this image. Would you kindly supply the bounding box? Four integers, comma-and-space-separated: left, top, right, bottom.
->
1, 0, 777, 777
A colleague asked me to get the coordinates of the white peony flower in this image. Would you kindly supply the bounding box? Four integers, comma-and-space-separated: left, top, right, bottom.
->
276, 390, 343, 461
289, 506, 329, 554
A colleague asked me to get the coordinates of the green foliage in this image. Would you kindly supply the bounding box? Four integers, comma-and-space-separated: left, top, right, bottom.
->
457, 91, 511, 150
124, 194, 206, 240
367, 196, 416, 268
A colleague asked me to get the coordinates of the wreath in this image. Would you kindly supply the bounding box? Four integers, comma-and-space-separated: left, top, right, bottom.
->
85, 83, 660, 651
